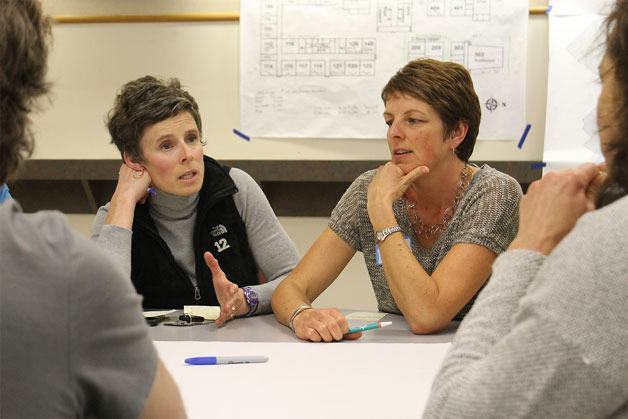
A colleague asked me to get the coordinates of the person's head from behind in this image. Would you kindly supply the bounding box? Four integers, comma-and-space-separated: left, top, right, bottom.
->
598, 0, 628, 206
107, 76, 205, 196
380, 58, 480, 174
0, 0, 50, 184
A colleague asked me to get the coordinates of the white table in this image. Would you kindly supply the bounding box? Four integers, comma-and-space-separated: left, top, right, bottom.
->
151, 312, 456, 418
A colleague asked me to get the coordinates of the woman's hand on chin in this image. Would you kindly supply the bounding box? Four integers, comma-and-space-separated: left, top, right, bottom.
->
203, 251, 248, 327
367, 162, 429, 228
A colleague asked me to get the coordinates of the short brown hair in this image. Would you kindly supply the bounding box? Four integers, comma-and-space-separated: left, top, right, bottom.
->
0, 0, 51, 183
107, 76, 203, 161
381, 58, 481, 162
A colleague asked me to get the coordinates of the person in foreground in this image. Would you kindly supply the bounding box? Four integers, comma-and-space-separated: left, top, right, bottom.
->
0, 1, 185, 418
423, 2, 628, 417
91, 76, 298, 325
272, 59, 522, 341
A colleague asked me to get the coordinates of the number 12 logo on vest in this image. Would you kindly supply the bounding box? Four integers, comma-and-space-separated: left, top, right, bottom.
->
214, 238, 230, 252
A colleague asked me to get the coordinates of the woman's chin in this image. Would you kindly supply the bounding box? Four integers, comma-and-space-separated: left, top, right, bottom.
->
395, 162, 427, 175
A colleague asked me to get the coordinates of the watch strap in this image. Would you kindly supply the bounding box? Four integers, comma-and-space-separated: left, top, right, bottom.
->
376, 225, 402, 242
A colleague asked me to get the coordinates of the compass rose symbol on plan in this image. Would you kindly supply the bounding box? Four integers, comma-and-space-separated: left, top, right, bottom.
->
485, 97, 498, 112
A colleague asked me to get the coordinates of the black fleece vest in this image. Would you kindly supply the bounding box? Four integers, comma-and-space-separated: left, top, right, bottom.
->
130, 156, 258, 309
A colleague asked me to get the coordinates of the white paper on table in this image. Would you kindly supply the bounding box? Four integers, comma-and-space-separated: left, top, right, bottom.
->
240, 0, 527, 140
143, 309, 176, 318
345, 311, 387, 322
155, 340, 450, 419
183, 306, 220, 320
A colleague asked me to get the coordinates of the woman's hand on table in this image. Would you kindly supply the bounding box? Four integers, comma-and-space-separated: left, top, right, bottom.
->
203, 251, 248, 327
292, 307, 362, 342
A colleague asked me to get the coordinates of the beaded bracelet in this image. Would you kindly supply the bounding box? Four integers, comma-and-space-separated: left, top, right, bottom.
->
288, 304, 312, 332
242, 287, 259, 317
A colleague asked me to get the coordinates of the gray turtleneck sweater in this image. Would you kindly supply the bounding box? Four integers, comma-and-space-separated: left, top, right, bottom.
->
91, 168, 299, 314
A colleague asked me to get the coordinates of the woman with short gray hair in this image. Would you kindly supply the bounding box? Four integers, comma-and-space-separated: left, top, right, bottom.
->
92, 76, 299, 326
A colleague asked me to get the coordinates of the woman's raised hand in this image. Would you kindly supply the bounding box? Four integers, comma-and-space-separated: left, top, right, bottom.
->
510, 163, 602, 255
291, 307, 362, 342
104, 164, 153, 229
114, 164, 152, 204
203, 251, 248, 327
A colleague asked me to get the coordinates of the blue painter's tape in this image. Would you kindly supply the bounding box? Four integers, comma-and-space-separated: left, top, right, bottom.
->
233, 128, 251, 141
517, 124, 532, 149
531, 162, 547, 169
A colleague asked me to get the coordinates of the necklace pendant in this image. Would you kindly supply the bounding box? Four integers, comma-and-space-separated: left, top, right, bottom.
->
404, 165, 472, 240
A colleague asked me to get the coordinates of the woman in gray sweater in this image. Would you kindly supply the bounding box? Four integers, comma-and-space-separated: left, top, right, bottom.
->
273, 59, 521, 341
423, 1, 628, 417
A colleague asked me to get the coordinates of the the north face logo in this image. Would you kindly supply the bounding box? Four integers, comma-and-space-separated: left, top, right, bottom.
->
210, 224, 228, 237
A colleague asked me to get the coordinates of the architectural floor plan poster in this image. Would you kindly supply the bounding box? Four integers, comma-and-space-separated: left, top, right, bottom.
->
240, 0, 527, 140
544, 0, 613, 170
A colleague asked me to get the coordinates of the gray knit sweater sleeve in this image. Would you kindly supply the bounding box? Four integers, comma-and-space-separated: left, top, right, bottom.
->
230, 168, 300, 314
91, 204, 132, 278
424, 196, 628, 418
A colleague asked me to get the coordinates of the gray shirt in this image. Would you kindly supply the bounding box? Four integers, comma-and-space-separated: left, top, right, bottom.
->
329, 165, 522, 317
92, 167, 299, 314
424, 195, 628, 418
0, 200, 157, 419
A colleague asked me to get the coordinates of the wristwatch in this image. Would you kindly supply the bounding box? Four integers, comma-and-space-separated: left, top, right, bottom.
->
376, 225, 402, 242
242, 286, 259, 317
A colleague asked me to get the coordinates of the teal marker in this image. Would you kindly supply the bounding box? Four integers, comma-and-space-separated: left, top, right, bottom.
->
346, 321, 392, 334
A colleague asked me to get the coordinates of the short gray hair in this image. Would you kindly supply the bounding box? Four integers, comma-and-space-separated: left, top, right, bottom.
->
107, 76, 202, 161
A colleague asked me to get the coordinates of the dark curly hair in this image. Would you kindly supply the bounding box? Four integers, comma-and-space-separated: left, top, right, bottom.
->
107, 76, 203, 161
381, 58, 481, 162
598, 0, 628, 207
0, 0, 51, 183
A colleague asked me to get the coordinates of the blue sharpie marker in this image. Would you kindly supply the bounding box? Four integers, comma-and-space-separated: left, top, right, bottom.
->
185, 355, 268, 365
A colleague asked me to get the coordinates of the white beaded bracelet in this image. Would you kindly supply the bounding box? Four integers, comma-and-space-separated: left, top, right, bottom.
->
288, 305, 312, 332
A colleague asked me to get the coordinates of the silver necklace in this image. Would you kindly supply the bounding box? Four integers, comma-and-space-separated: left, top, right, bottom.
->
405, 165, 471, 239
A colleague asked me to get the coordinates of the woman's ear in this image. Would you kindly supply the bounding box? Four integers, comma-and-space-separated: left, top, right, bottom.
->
123, 152, 145, 171
449, 120, 469, 149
